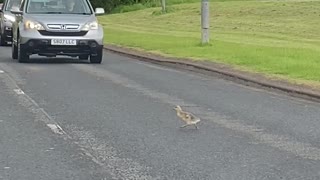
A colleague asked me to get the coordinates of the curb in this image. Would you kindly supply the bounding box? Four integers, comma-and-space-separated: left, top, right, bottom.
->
104, 44, 320, 102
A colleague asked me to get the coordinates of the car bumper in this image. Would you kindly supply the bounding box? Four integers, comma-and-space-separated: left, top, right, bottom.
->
3, 23, 13, 42
19, 28, 104, 45
18, 28, 104, 56
21, 39, 103, 56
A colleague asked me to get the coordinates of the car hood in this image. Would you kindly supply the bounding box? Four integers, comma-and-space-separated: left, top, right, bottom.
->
3, 11, 15, 25
23, 14, 96, 27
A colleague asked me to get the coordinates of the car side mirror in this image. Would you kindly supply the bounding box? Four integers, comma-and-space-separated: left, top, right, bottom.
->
10, 7, 23, 15
95, 8, 105, 15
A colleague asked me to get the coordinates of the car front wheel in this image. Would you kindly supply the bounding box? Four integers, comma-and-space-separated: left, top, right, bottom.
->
12, 41, 18, 59
89, 48, 103, 64
0, 33, 7, 46
17, 38, 29, 63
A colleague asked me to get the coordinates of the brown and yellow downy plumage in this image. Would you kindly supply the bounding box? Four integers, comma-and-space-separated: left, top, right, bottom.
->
174, 105, 201, 129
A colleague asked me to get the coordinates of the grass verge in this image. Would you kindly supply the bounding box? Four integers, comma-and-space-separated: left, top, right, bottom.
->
99, 0, 320, 87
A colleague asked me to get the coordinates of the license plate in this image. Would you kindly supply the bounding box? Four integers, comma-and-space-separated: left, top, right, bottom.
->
51, 39, 77, 46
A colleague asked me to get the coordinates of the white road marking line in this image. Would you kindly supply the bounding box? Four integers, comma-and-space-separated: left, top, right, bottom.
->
0, 70, 4, 73
13, 89, 25, 95
0, 64, 26, 85
0, 120, 3, 123
45, 148, 55, 152
0, 64, 140, 178
47, 124, 64, 135
67, 125, 158, 180
4, 167, 10, 169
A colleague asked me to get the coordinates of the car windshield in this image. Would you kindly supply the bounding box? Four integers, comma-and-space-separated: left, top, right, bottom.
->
5, 0, 21, 11
26, 0, 92, 14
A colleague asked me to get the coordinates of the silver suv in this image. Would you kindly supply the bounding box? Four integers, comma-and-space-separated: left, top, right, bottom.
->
11, 0, 105, 63
0, 0, 21, 46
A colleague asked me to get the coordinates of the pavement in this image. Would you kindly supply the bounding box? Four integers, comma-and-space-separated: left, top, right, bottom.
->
1, 46, 320, 180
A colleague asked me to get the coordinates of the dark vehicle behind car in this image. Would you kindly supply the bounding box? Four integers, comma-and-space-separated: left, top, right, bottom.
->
0, 0, 21, 46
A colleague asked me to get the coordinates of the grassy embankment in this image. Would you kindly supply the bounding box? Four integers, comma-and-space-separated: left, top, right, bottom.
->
99, 0, 320, 87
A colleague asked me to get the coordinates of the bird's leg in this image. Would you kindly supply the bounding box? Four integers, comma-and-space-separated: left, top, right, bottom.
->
180, 124, 189, 128
194, 124, 198, 129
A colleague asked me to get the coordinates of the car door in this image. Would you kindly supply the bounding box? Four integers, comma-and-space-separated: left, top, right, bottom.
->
0, 0, 13, 36
11, 0, 25, 45
0, 0, 8, 35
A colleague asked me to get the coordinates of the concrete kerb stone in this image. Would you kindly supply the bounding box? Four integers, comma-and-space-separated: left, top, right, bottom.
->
103, 44, 320, 103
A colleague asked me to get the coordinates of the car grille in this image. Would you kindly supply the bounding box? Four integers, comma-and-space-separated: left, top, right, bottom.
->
38, 30, 88, 36
47, 24, 80, 30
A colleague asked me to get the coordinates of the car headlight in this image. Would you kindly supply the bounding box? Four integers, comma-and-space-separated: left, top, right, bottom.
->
82, 21, 98, 31
4, 14, 15, 22
24, 20, 45, 30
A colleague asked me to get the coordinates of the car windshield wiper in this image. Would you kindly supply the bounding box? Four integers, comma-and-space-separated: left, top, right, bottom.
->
67, 13, 92, 15
44, 12, 63, 14
43, 12, 91, 15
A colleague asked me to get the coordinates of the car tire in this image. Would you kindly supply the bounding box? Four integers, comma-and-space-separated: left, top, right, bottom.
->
17, 38, 29, 63
89, 48, 103, 64
0, 33, 7, 46
79, 55, 89, 60
12, 42, 18, 59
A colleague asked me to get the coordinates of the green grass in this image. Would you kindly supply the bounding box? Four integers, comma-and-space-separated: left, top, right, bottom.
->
99, 0, 320, 86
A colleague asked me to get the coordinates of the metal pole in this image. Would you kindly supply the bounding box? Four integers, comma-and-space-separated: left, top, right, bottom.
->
161, 0, 166, 13
201, 0, 209, 44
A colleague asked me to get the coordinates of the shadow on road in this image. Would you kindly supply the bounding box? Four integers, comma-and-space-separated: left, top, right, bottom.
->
0, 47, 91, 64
1, 57, 90, 64
22, 57, 90, 64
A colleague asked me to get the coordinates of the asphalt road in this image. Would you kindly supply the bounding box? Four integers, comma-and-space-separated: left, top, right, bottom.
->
1, 46, 320, 180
